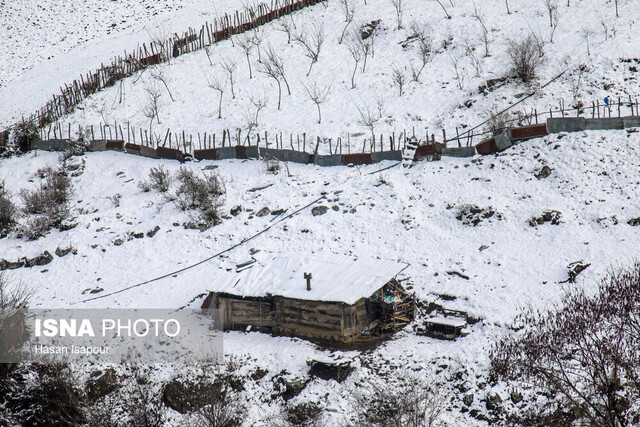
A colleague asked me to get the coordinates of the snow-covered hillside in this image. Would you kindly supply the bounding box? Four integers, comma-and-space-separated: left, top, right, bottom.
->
1, 0, 640, 424
3, 0, 640, 149
1, 128, 639, 424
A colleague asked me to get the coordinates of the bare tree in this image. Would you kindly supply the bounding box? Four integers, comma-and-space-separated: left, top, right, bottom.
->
391, 65, 407, 96
276, 16, 296, 44
240, 93, 267, 132
145, 23, 171, 63
472, 4, 490, 57
236, 34, 255, 78
258, 46, 288, 110
542, 0, 558, 27
355, 101, 377, 143
142, 82, 162, 135
203, 45, 213, 66
390, 0, 403, 29
221, 58, 237, 99
302, 79, 331, 123
208, 76, 225, 119
464, 39, 482, 77
338, 0, 355, 44
450, 54, 466, 90
150, 68, 175, 102
433, 0, 452, 19
581, 27, 595, 56
505, 0, 511, 14
249, 29, 264, 62
374, 92, 385, 118
408, 22, 433, 81
549, 5, 560, 43
491, 262, 640, 426
293, 23, 326, 76
345, 35, 363, 88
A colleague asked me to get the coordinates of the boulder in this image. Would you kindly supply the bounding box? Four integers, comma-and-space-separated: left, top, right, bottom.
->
311, 206, 329, 216
24, 251, 53, 267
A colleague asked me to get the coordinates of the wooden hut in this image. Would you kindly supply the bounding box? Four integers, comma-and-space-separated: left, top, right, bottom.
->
200, 253, 413, 344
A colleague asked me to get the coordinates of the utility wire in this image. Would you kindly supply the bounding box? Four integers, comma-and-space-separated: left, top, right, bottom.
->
446, 67, 570, 143
77, 159, 400, 304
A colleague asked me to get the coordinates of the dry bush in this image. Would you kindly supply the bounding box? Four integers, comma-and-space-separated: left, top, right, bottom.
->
484, 108, 509, 135
121, 368, 166, 427
3, 363, 88, 426
139, 165, 173, 193
264, 157, 281, 174
352, 374, 442, 427
175, 167, 225, 227
19, 166, 72, 239
507, 35, 544, 82
491, 262, 640, 426
0, 182, 17, 237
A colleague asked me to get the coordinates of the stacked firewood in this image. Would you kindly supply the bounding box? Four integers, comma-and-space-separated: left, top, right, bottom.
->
374, 280, 416, 335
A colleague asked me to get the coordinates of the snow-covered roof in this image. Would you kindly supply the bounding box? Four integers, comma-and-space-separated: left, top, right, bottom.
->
208, 252, 409, 305
426, 316, 467, 328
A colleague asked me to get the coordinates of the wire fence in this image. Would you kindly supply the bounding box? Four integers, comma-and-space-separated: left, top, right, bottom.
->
445, 96, 640, 147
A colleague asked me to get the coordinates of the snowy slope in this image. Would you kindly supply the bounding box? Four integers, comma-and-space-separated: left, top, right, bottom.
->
1, 129, 639, 424
1, 0, 640, 424
3, 0, 640, 150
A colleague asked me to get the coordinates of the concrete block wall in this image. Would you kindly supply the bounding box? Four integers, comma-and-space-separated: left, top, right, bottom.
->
314, 154, 342, 167
441, 147, 476, 157
372, 151, 402, 162
546, 117, 586, 133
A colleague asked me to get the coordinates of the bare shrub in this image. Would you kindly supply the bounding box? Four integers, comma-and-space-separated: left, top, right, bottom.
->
139, 165, 173, 193
8, 363, 88, 426
8, 121, 39, 154
264, 157, 281, 174
302, 79, 331, 123
408, 23, 433, 81
276, 401, 323, 426
257, 46, 290, 110
507, 35, 544, 82
338, 0, 355, 44
121, 366, 166, 427
19, 166, 71, 239
221, 59, 238, 99
484, 107, 509, 135
352, 374, 443, 426
0, 182, 16, 237
293, 23, 326, 76
491, 262, 640, 426
62, 130, 89, 161
190, 375, 244, 427
174, 167, 225, 227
